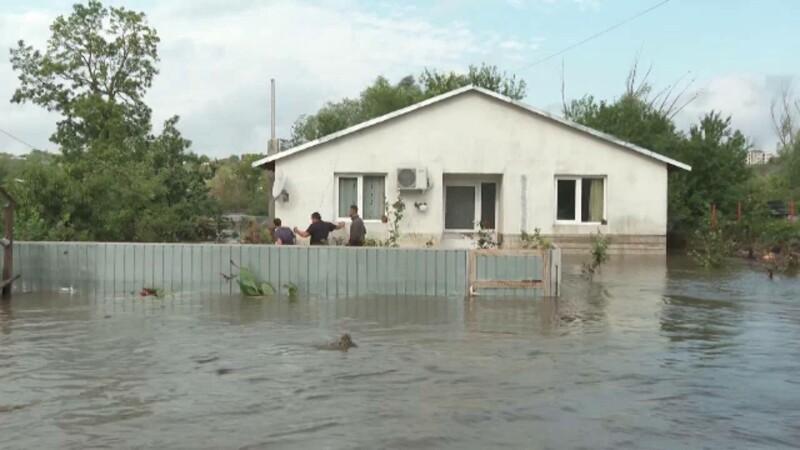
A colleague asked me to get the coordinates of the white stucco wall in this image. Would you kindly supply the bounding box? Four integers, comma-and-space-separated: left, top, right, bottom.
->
271, 91, 668, 247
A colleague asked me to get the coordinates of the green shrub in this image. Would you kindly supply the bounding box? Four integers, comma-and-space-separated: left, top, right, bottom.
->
520, 228, 550, 249
688, 223, 734, 268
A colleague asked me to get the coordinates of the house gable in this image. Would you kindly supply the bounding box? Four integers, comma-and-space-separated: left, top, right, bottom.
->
253, 86, 691, 172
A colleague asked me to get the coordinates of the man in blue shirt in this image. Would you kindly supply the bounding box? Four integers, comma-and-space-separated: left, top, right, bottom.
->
273, 218, 295, 245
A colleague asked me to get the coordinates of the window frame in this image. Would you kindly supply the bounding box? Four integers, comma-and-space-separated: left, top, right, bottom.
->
334, 173, 387, 222
444, 182, 498, 232
554, 176, 607, 225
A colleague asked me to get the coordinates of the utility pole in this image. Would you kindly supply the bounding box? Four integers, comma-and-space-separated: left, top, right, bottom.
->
266, 78, 277, 221
269, 78, 277, 156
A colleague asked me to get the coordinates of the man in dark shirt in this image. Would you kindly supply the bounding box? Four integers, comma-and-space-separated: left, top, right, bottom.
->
294, 212, 344, 245
347, 205, 366, 246
273, 218, 295, 245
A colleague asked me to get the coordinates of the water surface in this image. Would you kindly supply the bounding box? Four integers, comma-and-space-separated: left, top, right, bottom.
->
1, 256, 799, 449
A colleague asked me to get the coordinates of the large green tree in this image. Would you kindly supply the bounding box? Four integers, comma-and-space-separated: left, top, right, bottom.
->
10, 0, 158, 155
8, 1, 217, 242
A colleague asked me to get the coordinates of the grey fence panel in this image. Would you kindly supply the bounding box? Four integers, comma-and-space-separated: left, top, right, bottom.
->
5, 242, 560, 298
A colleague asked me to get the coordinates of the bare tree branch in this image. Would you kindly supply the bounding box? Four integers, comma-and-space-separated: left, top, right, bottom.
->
560, 59, 568, 117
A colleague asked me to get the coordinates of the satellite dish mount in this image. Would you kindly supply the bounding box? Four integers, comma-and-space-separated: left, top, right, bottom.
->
272, 171, 289, 202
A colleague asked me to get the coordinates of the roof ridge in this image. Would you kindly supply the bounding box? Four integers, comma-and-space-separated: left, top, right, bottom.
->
252, 86, 690, 171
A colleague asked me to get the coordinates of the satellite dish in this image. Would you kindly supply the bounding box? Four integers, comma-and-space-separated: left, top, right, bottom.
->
272, 171, 286, 199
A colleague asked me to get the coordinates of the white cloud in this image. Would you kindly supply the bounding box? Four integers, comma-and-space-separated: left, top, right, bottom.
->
675, 75, 796, 153
529, 37, 546, 51
499, 40, 525, 51
0, 1, 494, 157
509, 0, 599, 9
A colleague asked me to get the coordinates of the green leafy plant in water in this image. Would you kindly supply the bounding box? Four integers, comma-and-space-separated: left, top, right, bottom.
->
520, 228, 550, 249
283, 282, 299, 300
237, 267, 276, 297
583, 229, 610, 277
688, 226, 733, 269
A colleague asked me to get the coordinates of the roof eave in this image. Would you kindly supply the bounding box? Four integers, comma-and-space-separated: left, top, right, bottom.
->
252, 85, 692, 172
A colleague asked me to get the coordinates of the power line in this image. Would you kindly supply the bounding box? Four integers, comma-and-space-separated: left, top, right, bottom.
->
0, 126, 41, 150
517, 0, 672, 71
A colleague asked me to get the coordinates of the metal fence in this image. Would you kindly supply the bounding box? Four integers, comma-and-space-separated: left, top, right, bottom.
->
4, 242, 560, 299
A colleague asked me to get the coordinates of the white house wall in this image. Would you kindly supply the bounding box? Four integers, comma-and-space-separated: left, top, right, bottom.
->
272, 91, 668, 250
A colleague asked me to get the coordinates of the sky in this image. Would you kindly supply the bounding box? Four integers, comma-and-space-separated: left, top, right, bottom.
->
1, 0, 798, 157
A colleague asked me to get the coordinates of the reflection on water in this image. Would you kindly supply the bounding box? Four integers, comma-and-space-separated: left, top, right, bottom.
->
1, 256, 800, 449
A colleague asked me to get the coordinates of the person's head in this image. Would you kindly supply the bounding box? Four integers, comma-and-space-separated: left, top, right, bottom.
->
349, 205, 358, 218
273, 218, 282, 227
311, 212, 321, 223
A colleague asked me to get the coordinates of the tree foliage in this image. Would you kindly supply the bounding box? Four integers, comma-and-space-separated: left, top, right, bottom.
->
10, 0, 159, 155
208, 154, 270, 215
288, 63, 527, 146
566, 84, 751, 231
7, 1, 217, 242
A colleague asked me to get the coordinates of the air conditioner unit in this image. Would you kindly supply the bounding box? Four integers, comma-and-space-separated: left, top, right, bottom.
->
397, 168, 428, 190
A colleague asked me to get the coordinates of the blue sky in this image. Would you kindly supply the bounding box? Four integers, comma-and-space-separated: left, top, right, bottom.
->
1, 0, 798, 156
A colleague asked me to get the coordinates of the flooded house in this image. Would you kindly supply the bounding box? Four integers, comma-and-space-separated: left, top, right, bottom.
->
253, 86, 690, 253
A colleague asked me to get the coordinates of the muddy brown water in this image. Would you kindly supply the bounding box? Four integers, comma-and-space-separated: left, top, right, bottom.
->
1, 256, 799, 449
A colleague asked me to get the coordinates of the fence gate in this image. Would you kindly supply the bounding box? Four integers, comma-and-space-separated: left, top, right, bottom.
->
468, 247, 560, 297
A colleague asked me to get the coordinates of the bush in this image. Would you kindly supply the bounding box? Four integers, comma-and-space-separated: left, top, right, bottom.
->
520, 228, 550, 249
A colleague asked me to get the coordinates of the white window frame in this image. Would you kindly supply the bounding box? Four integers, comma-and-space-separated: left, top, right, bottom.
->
334, 173, 387, 222
444, 182, 498, 232
554, 176, 607, 225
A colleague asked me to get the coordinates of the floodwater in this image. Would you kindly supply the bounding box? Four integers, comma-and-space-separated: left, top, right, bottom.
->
1, 256, 799, 450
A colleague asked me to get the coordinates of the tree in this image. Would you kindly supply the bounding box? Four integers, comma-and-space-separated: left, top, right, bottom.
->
770, 85, 800, 194
565, 79, 751, 231
8, 1, 217, 242
209, 154, 270, 215
420, 63, 527, 100
10, 0, 159, 156
670, 113, 752, 228
288, 63, 526, 146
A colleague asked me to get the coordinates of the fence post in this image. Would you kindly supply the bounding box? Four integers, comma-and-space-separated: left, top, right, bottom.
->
0, 187, 16, 300
737, 201, 742, 224
711, 203, 717, 230
791, 200, 795, 223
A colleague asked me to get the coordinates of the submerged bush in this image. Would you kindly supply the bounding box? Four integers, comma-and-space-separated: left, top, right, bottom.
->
688, 225, 733, 268
583, 229, 610, 277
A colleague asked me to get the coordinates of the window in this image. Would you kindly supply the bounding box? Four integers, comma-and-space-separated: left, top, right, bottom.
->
480, 183, 496, 228
445, 186, 476, 230
555, 177, 605, 223
445, 182, 497, 230
336, 175, 386, 220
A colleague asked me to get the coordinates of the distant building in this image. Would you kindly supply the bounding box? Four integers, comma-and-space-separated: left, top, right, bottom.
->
746, 150, 772, 165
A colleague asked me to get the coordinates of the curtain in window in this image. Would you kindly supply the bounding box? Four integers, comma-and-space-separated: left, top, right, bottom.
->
362, 176, 385, 220
587, 178, 604, 222
338, 177, 358, 217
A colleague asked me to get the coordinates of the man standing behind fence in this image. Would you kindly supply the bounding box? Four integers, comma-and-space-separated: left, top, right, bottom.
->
347, 205, 366, 247
273, 218, 295, 245
294, 212, 344, 245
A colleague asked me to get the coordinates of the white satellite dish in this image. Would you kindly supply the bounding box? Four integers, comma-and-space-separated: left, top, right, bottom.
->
272, 171, 287, 200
